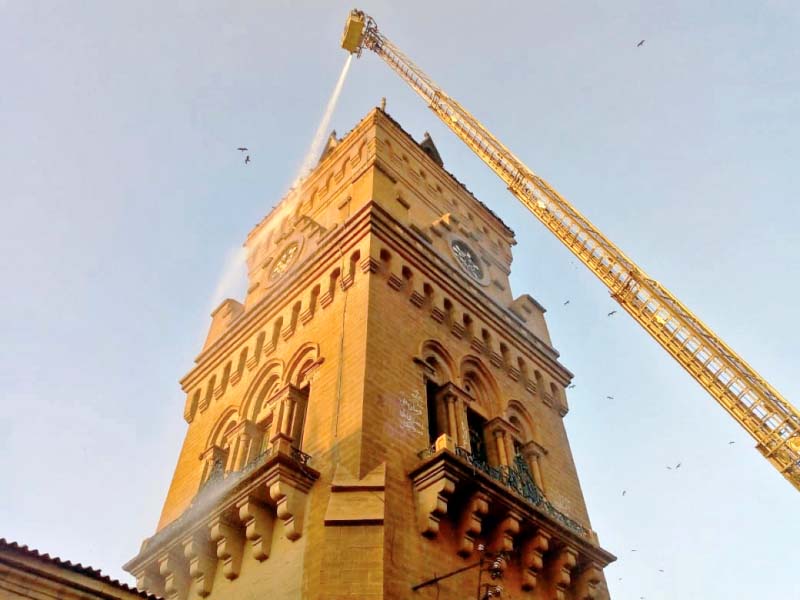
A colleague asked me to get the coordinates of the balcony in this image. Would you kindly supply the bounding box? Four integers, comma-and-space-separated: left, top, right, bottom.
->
410, 442, 614, 598
124, 444, 318, 599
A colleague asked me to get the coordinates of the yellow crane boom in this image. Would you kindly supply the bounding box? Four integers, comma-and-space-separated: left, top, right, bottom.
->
340, 9, 800, 491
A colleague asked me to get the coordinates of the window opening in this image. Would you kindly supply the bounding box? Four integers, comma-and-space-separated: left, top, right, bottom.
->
426, 379, 442, 444
467, 409, 488, 465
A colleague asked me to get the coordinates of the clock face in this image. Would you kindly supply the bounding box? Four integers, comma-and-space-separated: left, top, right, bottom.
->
270, 242, 300, 280
450, 239, 484, 281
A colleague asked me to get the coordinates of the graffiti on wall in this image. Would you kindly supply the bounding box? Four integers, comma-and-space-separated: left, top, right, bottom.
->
399, 390, 425, 435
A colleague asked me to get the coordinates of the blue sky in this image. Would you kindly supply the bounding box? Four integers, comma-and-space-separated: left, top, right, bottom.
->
1, 2, 798, 598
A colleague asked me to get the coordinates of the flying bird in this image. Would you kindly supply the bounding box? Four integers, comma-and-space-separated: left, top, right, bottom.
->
606, 395, 615, 400
666, 466, 672, 470
659, 569, 664, 573
237, 147, 248, 152
675, 462, 682, 469
607, 310, 618, 317
568, 384, 576, 389
728, 441, 736, 445
637, 39, 645, 47
563, 300, 570, 306
631, 549, 637, 552
622, 490, 626, 496
245, 155, 251, 164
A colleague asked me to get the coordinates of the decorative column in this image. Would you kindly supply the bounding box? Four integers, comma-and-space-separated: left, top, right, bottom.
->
435, 383, 472, 452
228, 420, 263, 471
522, 440, 547, 493
486, 417, 516, 468
199, 445, 227, 484
269, 384, 308, 455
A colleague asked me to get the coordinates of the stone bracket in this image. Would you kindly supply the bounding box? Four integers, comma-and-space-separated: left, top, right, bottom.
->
573, 564, 603, 600
158, 549, 189, 600
489, 509, 522, 553
411, 462, 459, 538
209, 517, 244, 581
520, 530, 551, 591
551, 545, 579, 600
266, 466, 312, 541
456, 491, 489, 557
237, 497, 274, 561
182, 533, 217, 598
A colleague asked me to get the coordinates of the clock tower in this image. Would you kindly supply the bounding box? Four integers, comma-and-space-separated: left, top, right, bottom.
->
125, 107, 614, 599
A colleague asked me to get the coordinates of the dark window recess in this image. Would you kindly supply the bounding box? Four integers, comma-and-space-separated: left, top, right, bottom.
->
467, 409, 488, 464
426, 380, 441, 444
513, 439, 524, 459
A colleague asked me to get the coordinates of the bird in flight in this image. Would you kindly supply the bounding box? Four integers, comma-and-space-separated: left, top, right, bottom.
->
237, 147, 248, 152
607, 310, 618, 317
675, 462, 681, 469
606, 395, 615, 400
631, 549, 638, 553
568, 384, 576, 389
637, 39, 645, 47
245, 155, 251, 164
728, 441, 736, 445
622, 490, 626, 496
658, 569, 664, 573
563, 300, 570, 306
666, 466, 672, 470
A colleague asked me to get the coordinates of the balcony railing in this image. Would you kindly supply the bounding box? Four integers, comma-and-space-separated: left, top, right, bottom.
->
418, 445, 588, 537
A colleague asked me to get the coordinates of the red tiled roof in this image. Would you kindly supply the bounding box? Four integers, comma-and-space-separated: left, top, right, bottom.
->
0, 538, 162, 600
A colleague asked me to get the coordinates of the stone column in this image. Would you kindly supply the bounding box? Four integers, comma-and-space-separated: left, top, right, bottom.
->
269, 384, 308, 454
522, 440, 547, 492
436, 383, 472, 452
199, 445, 228, 483
232, 420, 265, 470
493, 428, 509, 467
445, 394, 458, 442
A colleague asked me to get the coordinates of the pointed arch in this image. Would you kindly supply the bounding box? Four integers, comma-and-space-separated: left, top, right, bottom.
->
285, 342, 321, 387
419, 339, 456, 384
506, 399, 539, 445
459, 355, 500, 416
206, 407, 239, 449
240, 358, 284, 422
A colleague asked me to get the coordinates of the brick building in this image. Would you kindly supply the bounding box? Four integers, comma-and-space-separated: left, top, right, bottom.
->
123, 108, 615, 599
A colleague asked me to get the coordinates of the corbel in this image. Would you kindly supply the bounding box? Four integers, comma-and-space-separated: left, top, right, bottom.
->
158, 548, 190, 600
182, 532, 217, 598
572, 563, 603, 600
456, 491, 489, 557
550, 545, 579, 600
487, 509, 522, 553
237, 497, 274, 561
412, 464, 459, 538
520, 530, 551, 591
209, 517, 244, 580
268, 477, 309, 541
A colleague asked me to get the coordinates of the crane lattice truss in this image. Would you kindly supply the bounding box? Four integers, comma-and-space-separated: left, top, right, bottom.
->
341, 10, 800, 491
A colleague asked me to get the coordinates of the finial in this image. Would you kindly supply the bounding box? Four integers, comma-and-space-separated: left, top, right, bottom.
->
380, 97, 386, 111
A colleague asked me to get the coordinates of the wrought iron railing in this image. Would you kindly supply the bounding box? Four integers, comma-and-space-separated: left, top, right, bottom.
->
290, 446, 312, 466
417, 445, 588, 537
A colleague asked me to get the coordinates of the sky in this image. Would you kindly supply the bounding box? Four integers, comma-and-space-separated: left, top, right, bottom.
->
1, 1, 798, 598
